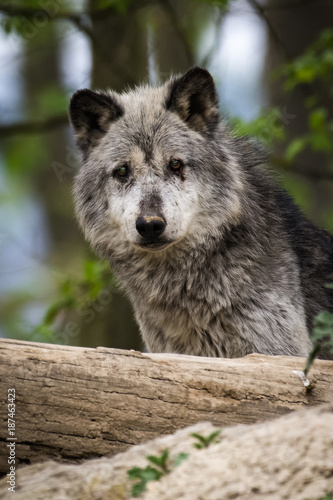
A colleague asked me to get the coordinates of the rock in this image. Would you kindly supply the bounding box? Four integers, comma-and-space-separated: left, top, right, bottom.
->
1, 404, 332, 500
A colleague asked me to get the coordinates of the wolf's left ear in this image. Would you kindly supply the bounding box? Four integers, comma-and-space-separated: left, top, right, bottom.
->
69, 89, 124, 156
166, 67, 219, 135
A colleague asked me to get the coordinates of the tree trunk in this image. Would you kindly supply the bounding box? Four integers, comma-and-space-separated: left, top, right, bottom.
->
0, 338, 332, 475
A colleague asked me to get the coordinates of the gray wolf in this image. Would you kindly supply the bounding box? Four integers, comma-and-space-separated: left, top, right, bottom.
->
69, 67, 333, 359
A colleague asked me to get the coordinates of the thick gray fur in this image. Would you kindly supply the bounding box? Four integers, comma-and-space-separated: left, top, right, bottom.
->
69, 67, 333, 359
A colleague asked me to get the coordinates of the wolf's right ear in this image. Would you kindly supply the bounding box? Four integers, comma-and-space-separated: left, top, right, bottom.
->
69, 89, 124, 156
165, 67, 219, 135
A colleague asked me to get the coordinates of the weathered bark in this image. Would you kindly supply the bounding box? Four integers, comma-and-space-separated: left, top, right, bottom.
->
1, 404, 332, 500
0, 338, 332, 476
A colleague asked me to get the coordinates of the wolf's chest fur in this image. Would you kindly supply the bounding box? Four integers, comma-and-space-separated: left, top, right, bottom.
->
70, 67, 333, 359
111, 235, 311, 358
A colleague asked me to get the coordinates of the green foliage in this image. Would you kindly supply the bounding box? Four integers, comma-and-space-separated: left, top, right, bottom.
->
280, 29, 333, 161
234, 29, 333, 165
5, 134, 48, 178
0, 16, 26, 36
172, 452, 189, 468
285, 107, 333, 161
285, 136, 308, 162
127, 449, 189, 497
191, 429, 222, 449
304, 308, 333, 377
196, 0, 229, 8
35, 86, 69, 118
146, 449, 170, 473
321, 495, 333, 500
4, 0, 49, 6
282, 29, 333, 90
95, 0, 133, 13
0, 0, 73, 37
127, 431, 222, 496
312, 310, 333, 350
231, 108, 286, 145
3, 85, 68, 181
33, 259, 115, 340
128, 465, 163, 497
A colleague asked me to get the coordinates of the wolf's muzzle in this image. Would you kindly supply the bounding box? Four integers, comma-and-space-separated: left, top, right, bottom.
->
136, 215, 166, 241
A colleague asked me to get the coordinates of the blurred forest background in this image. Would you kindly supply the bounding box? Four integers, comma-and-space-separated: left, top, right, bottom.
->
0, 0, 333, 350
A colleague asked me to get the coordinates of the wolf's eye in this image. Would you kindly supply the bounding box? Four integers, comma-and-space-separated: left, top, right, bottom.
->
114, 164, 129, 179
169, 159, 183, 175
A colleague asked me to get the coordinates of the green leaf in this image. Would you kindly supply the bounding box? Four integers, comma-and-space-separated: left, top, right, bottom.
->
314, 310, 333, 326
43, 297, 76, 325
127, 466, 145, 479
231, 108, 286, 145
305, 310, 333, 375
173, 452, 189, 468
322, 50, 333, 67
309, 108, 327, 131
205, 429, 222, 444
127, 465, 162, 497
281, 28, 333, 92
310, 132, 332, 152
295, 66, 316, 83
135, 466, 161, 481
191, 429, 222, 448
147, 450, 169, 469
285, 137, 308, 161
191, 432, 209, 445
33, 258, 114, 336
131, 483, 146, 497
32, 324, 56, 342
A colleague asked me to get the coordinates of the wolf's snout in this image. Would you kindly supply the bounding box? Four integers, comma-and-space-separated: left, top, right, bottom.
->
136, 216, 166, 240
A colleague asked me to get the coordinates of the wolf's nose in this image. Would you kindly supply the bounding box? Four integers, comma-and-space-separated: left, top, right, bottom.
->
136, 216, 166, 239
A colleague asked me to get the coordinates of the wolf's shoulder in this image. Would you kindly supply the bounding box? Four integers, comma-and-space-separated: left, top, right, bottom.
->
245, 159, 333, 296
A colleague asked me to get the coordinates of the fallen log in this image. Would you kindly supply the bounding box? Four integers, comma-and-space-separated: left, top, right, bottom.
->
0, 338, 332, 475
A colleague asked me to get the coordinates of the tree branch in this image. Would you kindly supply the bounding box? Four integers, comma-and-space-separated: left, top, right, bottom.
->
271, 155, 333, 182
248, 0, 291, 60
0, 0, 155, 22
1, 120, 333, 187
159, 0, 195, 67
0, 4, 118, 22
262, 0, 330, 12
0, 115, 68, 138
0, 0, 154, 83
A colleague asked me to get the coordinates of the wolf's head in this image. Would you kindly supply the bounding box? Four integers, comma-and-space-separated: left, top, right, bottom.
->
69, 67, 244, 259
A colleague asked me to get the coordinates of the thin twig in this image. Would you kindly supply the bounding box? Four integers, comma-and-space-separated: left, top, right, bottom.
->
0, 4, 116, 22
160, 0, 195, 66
248, 0, 291, 60
271, 155, 333, 182
200, 9, 225, 68
262, 0, 330, 12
